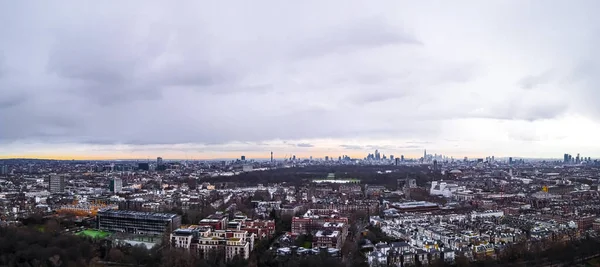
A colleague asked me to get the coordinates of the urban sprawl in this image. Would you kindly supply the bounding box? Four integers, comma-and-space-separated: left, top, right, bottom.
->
1, 151, 600, 266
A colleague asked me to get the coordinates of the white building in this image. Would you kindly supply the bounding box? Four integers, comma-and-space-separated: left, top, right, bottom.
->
470, 210, 504, 220
110, 178, 122, 193
430, 181, 463, 198
171, 227, 255, 261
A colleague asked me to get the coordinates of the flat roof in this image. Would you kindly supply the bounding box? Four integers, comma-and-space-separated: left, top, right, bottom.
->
98, 210, 179, 219
394, 201, 438, 209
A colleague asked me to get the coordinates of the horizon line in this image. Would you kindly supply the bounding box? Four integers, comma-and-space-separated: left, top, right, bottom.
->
0, 156, 567, 161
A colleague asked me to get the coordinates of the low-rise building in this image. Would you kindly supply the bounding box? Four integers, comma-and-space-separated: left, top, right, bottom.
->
313, 229, 341, 249
171, 226, 255, 261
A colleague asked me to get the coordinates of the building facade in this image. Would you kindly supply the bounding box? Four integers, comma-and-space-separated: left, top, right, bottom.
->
49, 175, 65, 193
110, 178, 122, 193
97, 210, 181, 235
171, 227, 255, 261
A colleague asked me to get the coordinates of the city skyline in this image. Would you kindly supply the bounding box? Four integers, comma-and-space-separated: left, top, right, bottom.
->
3, 1, 600, 159
0, 147, 586, 161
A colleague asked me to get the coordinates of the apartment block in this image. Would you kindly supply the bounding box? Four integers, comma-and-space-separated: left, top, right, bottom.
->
171, 226, 255, 261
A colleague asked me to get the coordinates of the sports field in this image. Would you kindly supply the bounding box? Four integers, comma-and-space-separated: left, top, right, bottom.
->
76, 229, 111, 239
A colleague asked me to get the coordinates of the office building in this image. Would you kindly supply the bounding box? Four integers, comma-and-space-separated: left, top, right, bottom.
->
156, 157, 167, 171
241, 155, 246, 161
110, 178, 122, 193
49, 175, 66, 193
0, 165, 7, 176
97, 210, 181, 236
138, 163, 150, 171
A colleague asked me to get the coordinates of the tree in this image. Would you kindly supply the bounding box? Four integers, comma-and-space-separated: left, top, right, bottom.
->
107, 248, 125, 262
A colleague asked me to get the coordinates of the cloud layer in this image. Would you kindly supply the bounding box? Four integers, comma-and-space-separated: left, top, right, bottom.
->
2, 1, 600, 159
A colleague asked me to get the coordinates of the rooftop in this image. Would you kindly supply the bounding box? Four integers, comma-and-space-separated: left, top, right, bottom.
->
98, 210, 179, 219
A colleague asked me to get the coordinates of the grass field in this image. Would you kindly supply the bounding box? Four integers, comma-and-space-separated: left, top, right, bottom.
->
76, 229, 111, 239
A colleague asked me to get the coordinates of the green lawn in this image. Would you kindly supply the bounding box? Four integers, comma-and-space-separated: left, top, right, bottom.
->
76, 229, 111, 239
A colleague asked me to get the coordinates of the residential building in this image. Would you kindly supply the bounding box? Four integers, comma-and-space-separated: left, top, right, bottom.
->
313, 229, 342, 249
49, 175, 65, 193
240, 219, 275, 239
171, 226, 255, 261
198, 212, 228, 230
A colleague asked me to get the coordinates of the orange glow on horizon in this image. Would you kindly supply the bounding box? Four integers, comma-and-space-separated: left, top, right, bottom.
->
0, 152, 496, 161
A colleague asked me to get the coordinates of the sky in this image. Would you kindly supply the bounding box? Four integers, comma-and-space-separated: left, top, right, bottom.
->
2, 1, 600, 160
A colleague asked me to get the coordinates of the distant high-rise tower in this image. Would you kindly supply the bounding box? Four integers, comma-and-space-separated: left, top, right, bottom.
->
110, 178, 122, 193
241, 155, 246, 161
0, 165, 7, 176
401, 155, 405, 162
138, 163, 150, 171
49, 175, 65, 194
157, 157, 163, 166
433, 160, 438, 170
509, 157, 513, 165
270, 151, 273, 162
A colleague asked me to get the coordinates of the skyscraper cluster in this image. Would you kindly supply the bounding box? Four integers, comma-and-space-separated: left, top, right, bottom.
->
564, 153, 592, 164
366, 149, 389, 161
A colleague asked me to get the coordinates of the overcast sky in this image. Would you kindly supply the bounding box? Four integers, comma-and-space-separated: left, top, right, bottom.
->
1, 1, 600, 160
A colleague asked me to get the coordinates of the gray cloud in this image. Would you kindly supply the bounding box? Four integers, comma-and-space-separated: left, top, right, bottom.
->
0, 54, 5, 78
295, 17, 422, 58
518, 71, 554, 90
0, 93, 27, 110
339, 145, 364, 150
296, 143, 314, 148
1, 1, 600, 157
